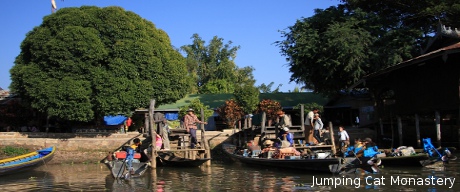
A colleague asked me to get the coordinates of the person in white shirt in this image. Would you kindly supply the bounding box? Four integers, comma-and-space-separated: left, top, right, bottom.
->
305, 108, 319, 127
305, 108, 319, 144
313, 113, 323, 143
338, 125, 350, 148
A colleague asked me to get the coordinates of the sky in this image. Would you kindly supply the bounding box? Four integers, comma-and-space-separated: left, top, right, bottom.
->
0, 0, 340, 92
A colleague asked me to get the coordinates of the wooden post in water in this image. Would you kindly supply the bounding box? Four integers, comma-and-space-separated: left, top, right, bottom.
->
328, 121, 337, 155
238, 120, 242, 147
415, 114, 421, 148
259, 112, 267, 142
200, 108, 211, 166
300, 104, 305, 145
144, 113, 148, 134
378, 118, 383, 145
390, 112, 394, 148
149, 99, 157, 168
435, 111, 441, 147
397, 116, 403, 146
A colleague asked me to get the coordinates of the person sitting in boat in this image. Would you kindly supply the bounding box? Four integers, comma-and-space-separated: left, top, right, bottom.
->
345, 138, 364, 157
363, 138, 380, 156
125, 138, 142, 176
131, 138, 142, 151
260, 140, 277, 158
278, 127, 294, 147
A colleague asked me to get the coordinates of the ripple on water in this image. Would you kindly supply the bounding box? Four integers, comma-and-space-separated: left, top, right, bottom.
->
0, 160, 459, 191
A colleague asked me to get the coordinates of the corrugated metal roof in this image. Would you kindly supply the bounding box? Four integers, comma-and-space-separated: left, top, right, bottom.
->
365, 42, 460, 79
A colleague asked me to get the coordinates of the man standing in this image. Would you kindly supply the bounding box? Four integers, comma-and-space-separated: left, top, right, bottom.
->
277, 110, 291, 128
304, 108, 319, 144
154, 112, 170, 150
184, 108, 207, 149
338, 125, 350, 149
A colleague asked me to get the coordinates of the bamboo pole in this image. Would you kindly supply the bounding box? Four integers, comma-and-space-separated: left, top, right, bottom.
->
301, 104, 305, 145
149, 99, 156, 168
378, 117, 383, 145
258, 112, 266, 146
200, 108, 211, 166
415, 114, 421, 148
435, 111, 441, 147
390, 112, 394, 148
144, 113, 148, 134
397, 116, 403, 146
328, 122, 337, 155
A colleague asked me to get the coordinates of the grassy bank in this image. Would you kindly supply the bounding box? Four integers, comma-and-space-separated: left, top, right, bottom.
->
0, 146, 35, 159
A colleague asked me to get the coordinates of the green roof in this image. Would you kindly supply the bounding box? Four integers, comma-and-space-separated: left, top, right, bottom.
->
157, 92, 328, 110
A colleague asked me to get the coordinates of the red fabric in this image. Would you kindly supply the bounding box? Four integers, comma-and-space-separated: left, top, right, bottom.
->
115, 151, 141, 159
126, 117, 132, 126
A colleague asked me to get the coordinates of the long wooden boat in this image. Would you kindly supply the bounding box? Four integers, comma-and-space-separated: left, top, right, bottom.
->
223, 144, 345, 173
378, 153, 431, 167
105, 150, 150, 179
157, 151, 211, 167
0, 146, 56, 176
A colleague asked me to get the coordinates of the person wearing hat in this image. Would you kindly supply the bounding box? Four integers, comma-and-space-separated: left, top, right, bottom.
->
260, 139, 276, 158
276, 110, 291, 128
184, 108, 207, 149
278, 127, 294, 147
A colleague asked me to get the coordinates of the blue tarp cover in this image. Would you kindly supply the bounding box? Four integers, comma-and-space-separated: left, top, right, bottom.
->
165, 113, 179, 120
104, 115, 127, 125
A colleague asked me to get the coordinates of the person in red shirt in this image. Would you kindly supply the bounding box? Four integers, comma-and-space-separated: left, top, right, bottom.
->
124, 117, 133, 133
184, 108, 207, 149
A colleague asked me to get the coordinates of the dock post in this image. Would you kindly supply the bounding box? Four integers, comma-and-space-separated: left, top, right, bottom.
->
397, 116, 403, 146
328, 122, 336, 155
300, 104, 305, 144
435, 111, 441, 147
415, 114, 421, 148
200, 108, 211, 166
149, 99, 157, 168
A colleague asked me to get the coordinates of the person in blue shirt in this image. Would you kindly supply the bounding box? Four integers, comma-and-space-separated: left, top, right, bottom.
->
278, 127, 294, 147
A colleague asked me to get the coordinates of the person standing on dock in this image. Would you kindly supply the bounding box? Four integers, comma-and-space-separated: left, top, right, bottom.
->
313, 113, 324, 144
305, 108, 319, 144
184, 108, 207, 149
154, 112, 170, 150
277, 110, 291, 128
338, 126, 350, 149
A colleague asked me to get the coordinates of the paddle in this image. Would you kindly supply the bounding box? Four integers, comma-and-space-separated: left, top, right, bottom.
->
116, 160, 126, 178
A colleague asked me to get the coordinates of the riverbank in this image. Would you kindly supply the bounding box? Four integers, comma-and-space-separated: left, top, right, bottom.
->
0, 130, 234, 164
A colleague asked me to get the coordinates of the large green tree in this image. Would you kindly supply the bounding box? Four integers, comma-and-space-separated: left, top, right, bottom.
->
342, 0, 460, 33
10, 6, 189, 122
277, 1, 459, 95
234, 84, 259, 115
181, 34, 256, 94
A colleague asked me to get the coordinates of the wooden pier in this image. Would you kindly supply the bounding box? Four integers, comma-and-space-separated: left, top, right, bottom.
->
146, 99, 211, 168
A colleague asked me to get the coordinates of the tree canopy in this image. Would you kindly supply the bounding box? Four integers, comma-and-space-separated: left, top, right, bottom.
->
10, 6, 189, 122
278, 1, 460, 95
181, 34, 256, 94
234, 83, 260, 114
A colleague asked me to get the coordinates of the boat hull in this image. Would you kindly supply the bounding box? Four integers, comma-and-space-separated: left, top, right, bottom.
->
222, 144, 341, 173
380, 153, 430, 167
157, 152, 210, 167
106, 160, 149, 179
0, 146, 56, 176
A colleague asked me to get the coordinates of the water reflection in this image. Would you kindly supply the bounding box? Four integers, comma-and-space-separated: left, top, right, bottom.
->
0, 161, 458, 191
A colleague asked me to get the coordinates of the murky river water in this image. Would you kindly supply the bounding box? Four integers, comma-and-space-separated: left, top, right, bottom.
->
1, 159, 459, 191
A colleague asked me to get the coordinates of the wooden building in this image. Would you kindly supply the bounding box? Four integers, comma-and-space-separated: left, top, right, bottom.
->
350, 25, 460, 148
